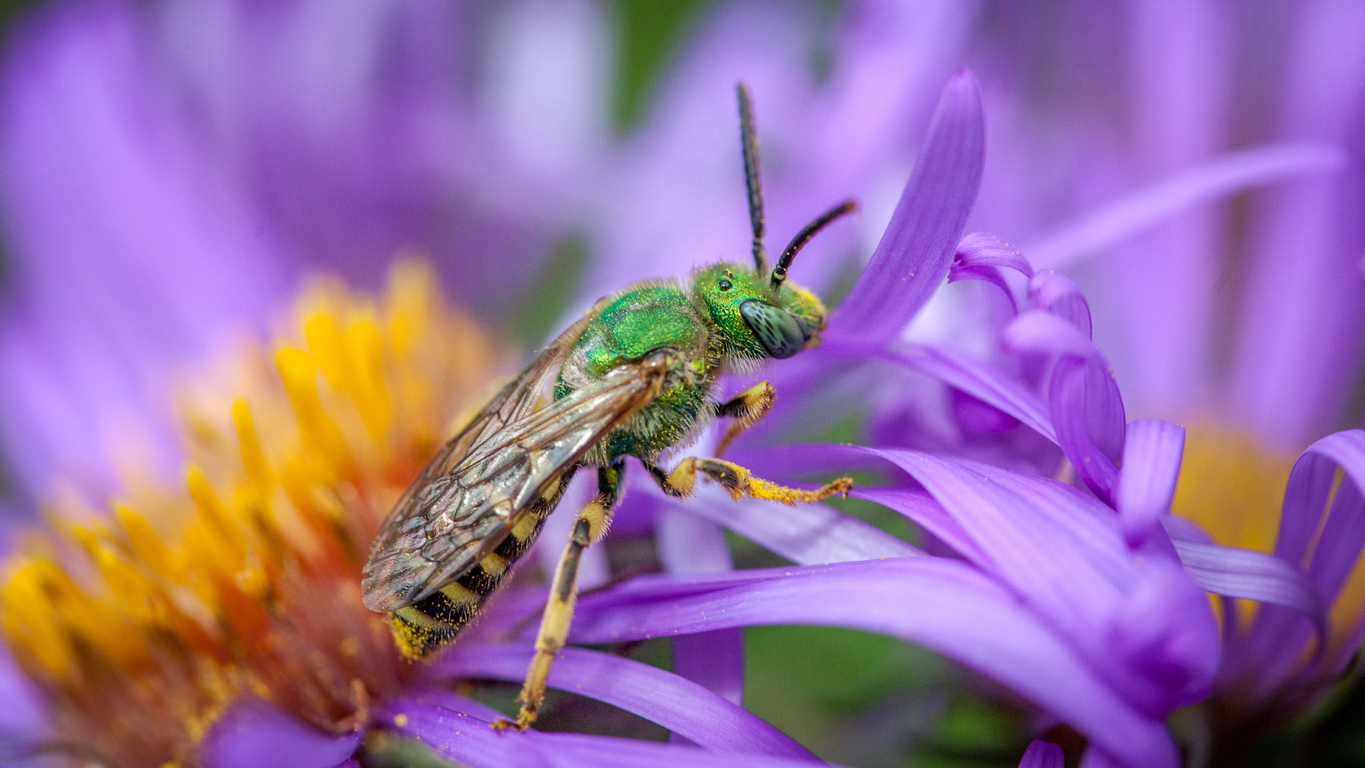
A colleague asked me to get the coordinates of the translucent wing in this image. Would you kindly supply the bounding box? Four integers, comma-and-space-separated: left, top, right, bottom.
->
361, 344, 670, 612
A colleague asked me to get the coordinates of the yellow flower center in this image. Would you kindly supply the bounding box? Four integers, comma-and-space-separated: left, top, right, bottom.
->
1171, 425, 1294, 555
1, 261, 507, 767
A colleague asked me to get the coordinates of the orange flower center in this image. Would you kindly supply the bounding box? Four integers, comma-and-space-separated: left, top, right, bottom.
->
1, 261, 509, 767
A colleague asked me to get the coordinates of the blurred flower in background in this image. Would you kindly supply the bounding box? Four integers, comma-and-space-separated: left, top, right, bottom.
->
0, 1, 1362, 767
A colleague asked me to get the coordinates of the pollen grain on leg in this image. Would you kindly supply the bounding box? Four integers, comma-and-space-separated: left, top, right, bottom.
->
0, 260, 507, 768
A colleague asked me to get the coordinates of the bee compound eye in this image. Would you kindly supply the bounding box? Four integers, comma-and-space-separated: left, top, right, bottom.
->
738, 300, 805, 359
719, 279, 732, 292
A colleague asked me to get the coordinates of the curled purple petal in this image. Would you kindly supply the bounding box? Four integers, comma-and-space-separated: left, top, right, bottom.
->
954, 232, 1034, 277
431, 643, 814, 760
1022, 143, 1349, 271
1116, 419, 1185, 546
949, 263, 1019, 313
1018, 740, 1065, 768
831, 68, 985, 345
1004, 311, 1106, 366
1004, 312, 1125, 501
950, 232, 1033, 313
1242, 430, 1365, 698
1028, 272, 1093, 338
201, 699, 360, 768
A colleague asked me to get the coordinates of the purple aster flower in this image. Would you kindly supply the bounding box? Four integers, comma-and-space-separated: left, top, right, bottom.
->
2, 1, 1364, 767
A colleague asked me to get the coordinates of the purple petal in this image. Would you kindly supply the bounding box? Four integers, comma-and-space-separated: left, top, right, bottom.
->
744, 443, 1132, 584
1079, 746, 1126, 768
1027, 272, 1093, 338
653, 492, 746, 712
1004, 311, 1107, 366
1116, 420, 1185, 547
880, 345, 1057, 443
755, 443, 1217, 715
673, 629, 746, 708
1306, 461, 1365, 606
201, 699, 360, 768
1004, 312, 1125, 501
432, 643, 814, 760
0, 647, 46, 737
949, 232, 1033, 313
656, 497, 735, 575
831, 68, 985, 345
955, 232, 1034, 277
1056, 359, 1124, 502
1022, 143, 1348, 271
384, 694, 829, 768
949, 263, 1019, 314
567, 560, 1179, 768
1166, 536, 1324, 636
1018, 740, 1064, 768
855, 486, 986, 563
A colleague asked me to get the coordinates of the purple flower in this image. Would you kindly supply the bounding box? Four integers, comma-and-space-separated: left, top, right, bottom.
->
2, 2, 1364, 768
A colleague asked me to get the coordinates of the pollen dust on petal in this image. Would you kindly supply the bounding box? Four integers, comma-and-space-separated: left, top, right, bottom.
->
0, 260, 509, 768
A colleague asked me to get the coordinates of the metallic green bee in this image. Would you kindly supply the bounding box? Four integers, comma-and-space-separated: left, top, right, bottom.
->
361, 83, 855, 731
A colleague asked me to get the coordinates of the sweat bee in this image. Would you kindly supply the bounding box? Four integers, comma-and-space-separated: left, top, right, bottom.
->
361, 83, 856, 731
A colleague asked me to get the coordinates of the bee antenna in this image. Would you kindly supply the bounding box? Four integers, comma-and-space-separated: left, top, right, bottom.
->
737, 82, 766, 274
771, 199, 858, 290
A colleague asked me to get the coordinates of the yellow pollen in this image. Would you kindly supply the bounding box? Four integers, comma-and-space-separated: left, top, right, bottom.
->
0, 260, 506, 768
1171, 425, 1295, 555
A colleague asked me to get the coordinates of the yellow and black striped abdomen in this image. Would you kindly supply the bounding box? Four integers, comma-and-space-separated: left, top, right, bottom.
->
387, 503, 552, 659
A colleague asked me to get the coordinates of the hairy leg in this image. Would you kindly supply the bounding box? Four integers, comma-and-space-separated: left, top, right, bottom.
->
492, 460, 624, 731
643, 455, 851, 506
714, 381, 775, 458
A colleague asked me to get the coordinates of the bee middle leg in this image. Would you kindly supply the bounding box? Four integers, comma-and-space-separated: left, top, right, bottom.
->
643, 456, 851, 506
714, 381, 776, 457
492, 459, 625, 732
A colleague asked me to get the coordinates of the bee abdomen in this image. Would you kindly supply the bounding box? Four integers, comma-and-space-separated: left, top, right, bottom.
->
385, 512, 551, 659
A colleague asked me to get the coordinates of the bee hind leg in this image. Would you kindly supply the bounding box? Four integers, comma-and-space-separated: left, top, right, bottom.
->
644, 456, 851, 506
714, 381, 775, 457
491, 459, 624, 732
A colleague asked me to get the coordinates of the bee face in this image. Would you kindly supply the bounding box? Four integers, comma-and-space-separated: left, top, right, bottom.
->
691, 263, 826, 360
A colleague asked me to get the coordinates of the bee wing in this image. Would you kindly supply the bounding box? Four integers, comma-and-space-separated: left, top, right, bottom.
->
409, 312, 595, 489
361, 350, 670, 612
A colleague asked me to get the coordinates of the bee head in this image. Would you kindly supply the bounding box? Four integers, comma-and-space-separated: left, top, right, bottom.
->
691, 262, 827, 361
691, 196, 854, 361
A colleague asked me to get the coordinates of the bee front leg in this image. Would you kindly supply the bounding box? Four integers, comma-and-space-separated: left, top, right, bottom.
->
714, 381, 775, 457
643, 456, 851, 506
492, 460, 624, 732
